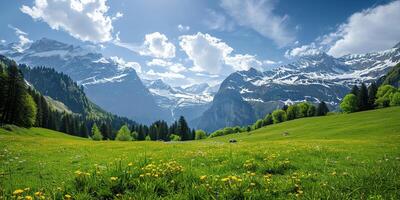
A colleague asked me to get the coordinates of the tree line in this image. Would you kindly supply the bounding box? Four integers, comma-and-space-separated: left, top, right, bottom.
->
209, 101, 329, 138
340, 82, 400, 113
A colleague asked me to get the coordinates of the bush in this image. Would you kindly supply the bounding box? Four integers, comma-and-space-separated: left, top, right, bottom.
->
375, 85, 397, 108
390, 92, 400, 106
272, 109, 287, 124
145, 135, 151, 141
195, 130, 207, 140
115, 125, 132, 141
340, 94, 358, 113
169, 134, 181, 141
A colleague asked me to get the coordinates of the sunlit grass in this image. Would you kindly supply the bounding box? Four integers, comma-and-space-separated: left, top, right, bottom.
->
0, 107, 399, 199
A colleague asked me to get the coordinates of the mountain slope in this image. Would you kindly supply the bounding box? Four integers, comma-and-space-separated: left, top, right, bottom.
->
377, 62, 400, 87
1, 38, 169, 124
198, 44, 400, 132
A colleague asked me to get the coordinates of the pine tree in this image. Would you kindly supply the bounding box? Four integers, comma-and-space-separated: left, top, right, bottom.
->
101, 122, 110, 140
367, 82, 378, 109
350, 85, 360, 96
79, 122, 89, 138
357, 83, 369, 111
2, 63, 26, 124
177, 116, 190, 141
316, 101, 329, 116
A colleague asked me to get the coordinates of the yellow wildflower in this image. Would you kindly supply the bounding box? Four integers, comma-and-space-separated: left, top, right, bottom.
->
110, 177, 118, 181
200, 175, 207, 180
128, 162, 133, 167
13, 189, 24, 196
25, 196, 33, 200
64, 194, 72, 200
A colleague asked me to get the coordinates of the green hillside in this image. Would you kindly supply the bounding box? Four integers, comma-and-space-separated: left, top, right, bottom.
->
0, 107, 399, 199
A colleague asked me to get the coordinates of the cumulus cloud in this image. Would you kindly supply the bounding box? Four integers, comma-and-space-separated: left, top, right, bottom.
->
146, 59, 186, 73
179, 32, 233, 74
139, 32, 176, 59
177, 24, 190, 32
21, 0, 115, 43
179, 32, 268, 74
224, 54, 263, 71
284, 43, 323, 58
325, 0, 400, 57
109, 56, 142, 73
220, 0, 295, 47
8, 25, 32, 52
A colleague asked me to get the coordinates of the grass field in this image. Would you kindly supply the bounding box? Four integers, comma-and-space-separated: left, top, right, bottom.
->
0, 107, 399, 199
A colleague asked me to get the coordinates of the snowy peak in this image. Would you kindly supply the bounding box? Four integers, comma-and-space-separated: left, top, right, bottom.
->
29, 38, 72, 52
183, 83, 210, 94
394, 42, 400, 49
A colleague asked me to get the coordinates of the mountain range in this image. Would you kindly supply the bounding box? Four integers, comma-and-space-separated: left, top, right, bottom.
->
1, 38, 399, 131
197, 43, 400, 132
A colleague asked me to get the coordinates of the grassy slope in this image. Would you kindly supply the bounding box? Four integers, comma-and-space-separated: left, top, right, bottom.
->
0, 107, 399, 199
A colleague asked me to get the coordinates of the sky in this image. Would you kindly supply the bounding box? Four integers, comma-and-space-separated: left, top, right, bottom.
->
0, 0, 399, 87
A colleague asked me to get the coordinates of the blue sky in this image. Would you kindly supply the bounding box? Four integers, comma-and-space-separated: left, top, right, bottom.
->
0, 0, 399, 86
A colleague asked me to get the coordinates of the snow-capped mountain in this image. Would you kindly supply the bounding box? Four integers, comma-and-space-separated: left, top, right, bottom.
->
0, 38, 171, 124
143, 79, 219, 125
198, 44, 400, 132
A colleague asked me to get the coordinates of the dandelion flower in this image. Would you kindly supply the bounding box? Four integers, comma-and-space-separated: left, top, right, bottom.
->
110, 177, 118, 181
64, 194, 72, 200
199, 175, 207, 180
128, 162, 133, 167
13, 189, 24, 196
25, 196, 33, 200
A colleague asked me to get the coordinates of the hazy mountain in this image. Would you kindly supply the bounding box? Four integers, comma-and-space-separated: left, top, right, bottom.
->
198, 44, 400, 132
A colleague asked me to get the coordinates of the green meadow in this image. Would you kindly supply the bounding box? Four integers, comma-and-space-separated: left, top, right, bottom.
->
1, 107, 399, 199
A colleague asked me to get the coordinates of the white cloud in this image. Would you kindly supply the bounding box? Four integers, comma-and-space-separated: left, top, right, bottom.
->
224, 54, 263, 71
203, 9, 234, 31
179, 32, 233, 74
112, 12, 123, 21
146, 58, 186, 73
0, 40, 6, 44
326, 0, 400, 57
139, 32, 176, 59
179, 32, 269, 74
284, 43, 323, 58
177, 24, 190, 32
21, 0, 115, 43
8, 25, 32, 52
220, 0, 295, 47
109, 56, 142, 73
145, 69, 185, 79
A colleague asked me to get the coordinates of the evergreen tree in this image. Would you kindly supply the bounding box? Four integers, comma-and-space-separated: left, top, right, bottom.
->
79, 122, 89, 138
60, 114, 69, 134
316, 101, 329, 116
367, 82, 378, 109
91, 123, 103, 141
101, 122, 111, 140
15, 94, 37, 127
177, 116, 190, 141
357, 83, 369, 111
281, 104, 289, 112
350, 85, 360, 96
2, 63, 29, 125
